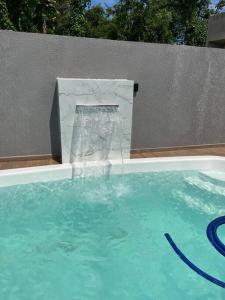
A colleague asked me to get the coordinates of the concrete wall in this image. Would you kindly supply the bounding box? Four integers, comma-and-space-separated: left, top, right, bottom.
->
207, 13, 225, 48
1, 30, 225, 157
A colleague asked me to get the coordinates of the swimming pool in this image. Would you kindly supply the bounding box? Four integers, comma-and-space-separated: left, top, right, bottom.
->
1, 158, 225, 299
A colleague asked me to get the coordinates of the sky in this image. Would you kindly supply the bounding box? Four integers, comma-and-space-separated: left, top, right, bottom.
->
211, 0, 217, 8
91, 0, 219, 8
91, 0, 116, 7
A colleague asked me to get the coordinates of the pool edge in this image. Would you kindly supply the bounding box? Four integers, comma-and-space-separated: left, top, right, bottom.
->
1, 156, 225, 187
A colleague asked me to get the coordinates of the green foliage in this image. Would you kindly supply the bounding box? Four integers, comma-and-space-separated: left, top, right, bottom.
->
0, 0, 213, 46
107, 0, 210, 45
169, 0, 210, 45
107, 0, 174, 43
69, 0, 90, 36
53, 0, 90, 36
4, 0, 59, 33
5, 0, 36, 32
54, 0, 71, 35
0, 0, 14, 29
143, 0, 174, 43
110, 0, 146, 41
184, 15, 208, 46
33, 0, 59, 33
84, 5, 118, 39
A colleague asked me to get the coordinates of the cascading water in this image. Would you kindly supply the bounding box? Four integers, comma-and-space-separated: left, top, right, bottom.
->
70, 105, 124, 177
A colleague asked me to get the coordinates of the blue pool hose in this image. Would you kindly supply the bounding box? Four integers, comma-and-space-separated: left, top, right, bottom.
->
207, 216, 225, 257
165, 215, 225, 289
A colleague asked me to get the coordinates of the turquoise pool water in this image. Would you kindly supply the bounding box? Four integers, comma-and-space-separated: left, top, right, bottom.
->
1, 171, 225, 299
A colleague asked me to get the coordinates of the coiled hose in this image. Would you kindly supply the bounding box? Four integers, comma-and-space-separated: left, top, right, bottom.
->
165, 216, 225, 288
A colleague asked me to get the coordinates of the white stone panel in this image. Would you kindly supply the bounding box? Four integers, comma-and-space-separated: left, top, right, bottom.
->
57, 78, 134, 163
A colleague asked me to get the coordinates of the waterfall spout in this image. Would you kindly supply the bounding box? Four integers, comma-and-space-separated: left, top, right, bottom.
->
71, 105, 119, 163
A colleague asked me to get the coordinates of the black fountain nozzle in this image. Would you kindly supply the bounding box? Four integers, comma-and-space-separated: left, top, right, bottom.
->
134, 83, 139, 93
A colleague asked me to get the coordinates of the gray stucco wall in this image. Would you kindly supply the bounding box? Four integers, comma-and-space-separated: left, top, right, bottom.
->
207, 13, 225, 47
0, 30, 225, 157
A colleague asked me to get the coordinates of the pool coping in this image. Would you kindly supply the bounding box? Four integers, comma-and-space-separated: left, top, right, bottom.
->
1, 156, 225, 187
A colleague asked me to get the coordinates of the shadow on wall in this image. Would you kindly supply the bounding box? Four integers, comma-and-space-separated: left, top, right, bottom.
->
50, 83, 62, 162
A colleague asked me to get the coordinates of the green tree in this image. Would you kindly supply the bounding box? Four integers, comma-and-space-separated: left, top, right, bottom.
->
184, 14, 208, 46
85, 5, 106, 37
108, 0, 210, 45
54, 0, 71, 34
143, 0, 174, 43
5, 0, 37, 32
69, 0, 90, 36
54, 0, 90, 36
4, 0, 58, 33
0, 0, 90, 35
84, 5, 118, 39
169, 0, 210, 45
110, 0, 147, 41
0, 0, 211, 46
33, 0, 59, 33
0, 0, 14, 29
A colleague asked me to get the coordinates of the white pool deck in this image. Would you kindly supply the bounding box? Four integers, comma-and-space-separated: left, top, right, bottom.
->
1, 156, 225, 187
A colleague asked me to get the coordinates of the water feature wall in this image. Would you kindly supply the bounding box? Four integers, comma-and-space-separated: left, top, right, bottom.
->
71, 105, 119, 162
57, 79, 134, 164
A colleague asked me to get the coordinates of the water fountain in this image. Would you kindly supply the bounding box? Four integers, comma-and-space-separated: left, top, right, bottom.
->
57, 78, 134, 175
71, 105, 119, 162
